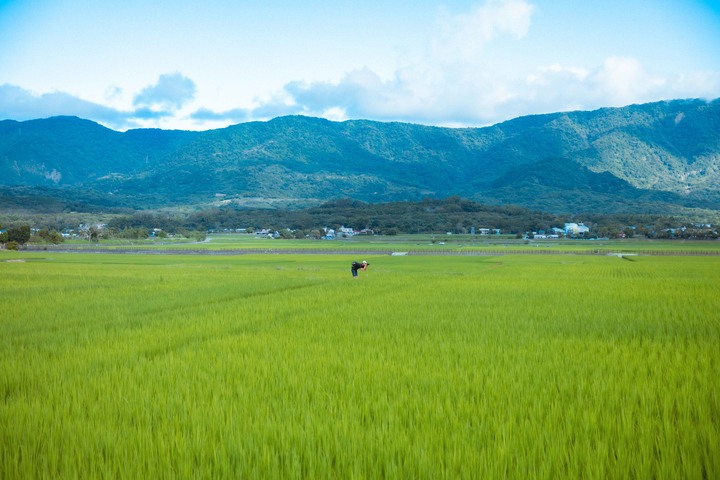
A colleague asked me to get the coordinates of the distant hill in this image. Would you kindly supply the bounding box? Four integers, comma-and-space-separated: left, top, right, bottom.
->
1, 98, 718, 214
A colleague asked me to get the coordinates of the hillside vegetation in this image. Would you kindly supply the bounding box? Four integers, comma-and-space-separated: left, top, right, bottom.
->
1, 98, 718, 214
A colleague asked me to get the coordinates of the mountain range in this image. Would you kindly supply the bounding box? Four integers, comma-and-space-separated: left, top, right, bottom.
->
1, 98, 719, 215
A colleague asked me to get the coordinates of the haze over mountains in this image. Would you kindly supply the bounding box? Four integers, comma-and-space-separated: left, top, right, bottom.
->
1, 98, 718, 215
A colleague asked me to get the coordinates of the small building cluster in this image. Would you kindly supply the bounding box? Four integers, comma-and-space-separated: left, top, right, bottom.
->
528, 223, 590, 239
322, 226, 374, 240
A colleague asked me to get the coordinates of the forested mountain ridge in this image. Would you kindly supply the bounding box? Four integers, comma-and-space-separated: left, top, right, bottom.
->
1, 98, 718, 214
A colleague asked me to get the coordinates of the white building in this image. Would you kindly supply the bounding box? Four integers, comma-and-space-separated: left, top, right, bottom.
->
564, 223, 590, 235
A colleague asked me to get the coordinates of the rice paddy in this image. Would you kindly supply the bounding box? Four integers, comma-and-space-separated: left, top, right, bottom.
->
1, 248, 718, 478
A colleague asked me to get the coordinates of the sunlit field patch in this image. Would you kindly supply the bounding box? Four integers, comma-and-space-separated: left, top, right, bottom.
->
1, 252, 718, 478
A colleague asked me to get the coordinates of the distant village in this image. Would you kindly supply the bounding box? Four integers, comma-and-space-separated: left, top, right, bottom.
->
54, 220, 712, 240
528, 222, 590, 239
44, 223, 593, 241
216, 224, 591, 240
4, 219, 719, 250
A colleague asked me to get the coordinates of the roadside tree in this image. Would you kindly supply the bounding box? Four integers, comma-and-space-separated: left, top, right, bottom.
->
8, 225, 31, 245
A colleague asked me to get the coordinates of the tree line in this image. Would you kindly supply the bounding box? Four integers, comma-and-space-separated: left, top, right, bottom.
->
3, 197, 719, 247
0, 225, 31, 250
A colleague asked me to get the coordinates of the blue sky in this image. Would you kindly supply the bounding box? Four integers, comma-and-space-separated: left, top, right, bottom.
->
1, 0, 719, 131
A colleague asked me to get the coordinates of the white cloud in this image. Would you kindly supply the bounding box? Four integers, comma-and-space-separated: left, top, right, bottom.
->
432, 0, 534, 63
1, 0, 719, 131
238, 0, 717, 126
1, 75, 197, 130
667, 71, 720, 99
0, 84, 130, 126
104, 85, 123, 102
133, 73, 196, 111
191, 107, 249, 123
513, 57, 720, 117
246, 50, 719, 128
527, 64, 589, 86
4, 57, 719, 132
591, 56, 666, 105
239, 0, 539, 125
319, 107, 348, 122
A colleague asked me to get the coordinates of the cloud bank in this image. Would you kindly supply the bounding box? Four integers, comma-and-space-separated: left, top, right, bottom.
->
133, 73, 196, 111
4, 57, 717, 131
1, 73, 198, 129
432, 0, 534, 63
0, 84, 130, 126
1, 0, 718, 131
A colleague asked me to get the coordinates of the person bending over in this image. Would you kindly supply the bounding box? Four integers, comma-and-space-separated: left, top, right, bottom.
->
351, 260, 368, 277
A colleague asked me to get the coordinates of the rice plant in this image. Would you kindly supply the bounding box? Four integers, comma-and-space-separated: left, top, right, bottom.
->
1, 252, 718, 478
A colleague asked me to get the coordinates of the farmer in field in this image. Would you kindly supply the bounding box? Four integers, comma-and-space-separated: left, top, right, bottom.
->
351, 260, 368, 277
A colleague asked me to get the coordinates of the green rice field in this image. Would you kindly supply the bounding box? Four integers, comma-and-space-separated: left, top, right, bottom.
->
1, 248, 719, 478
